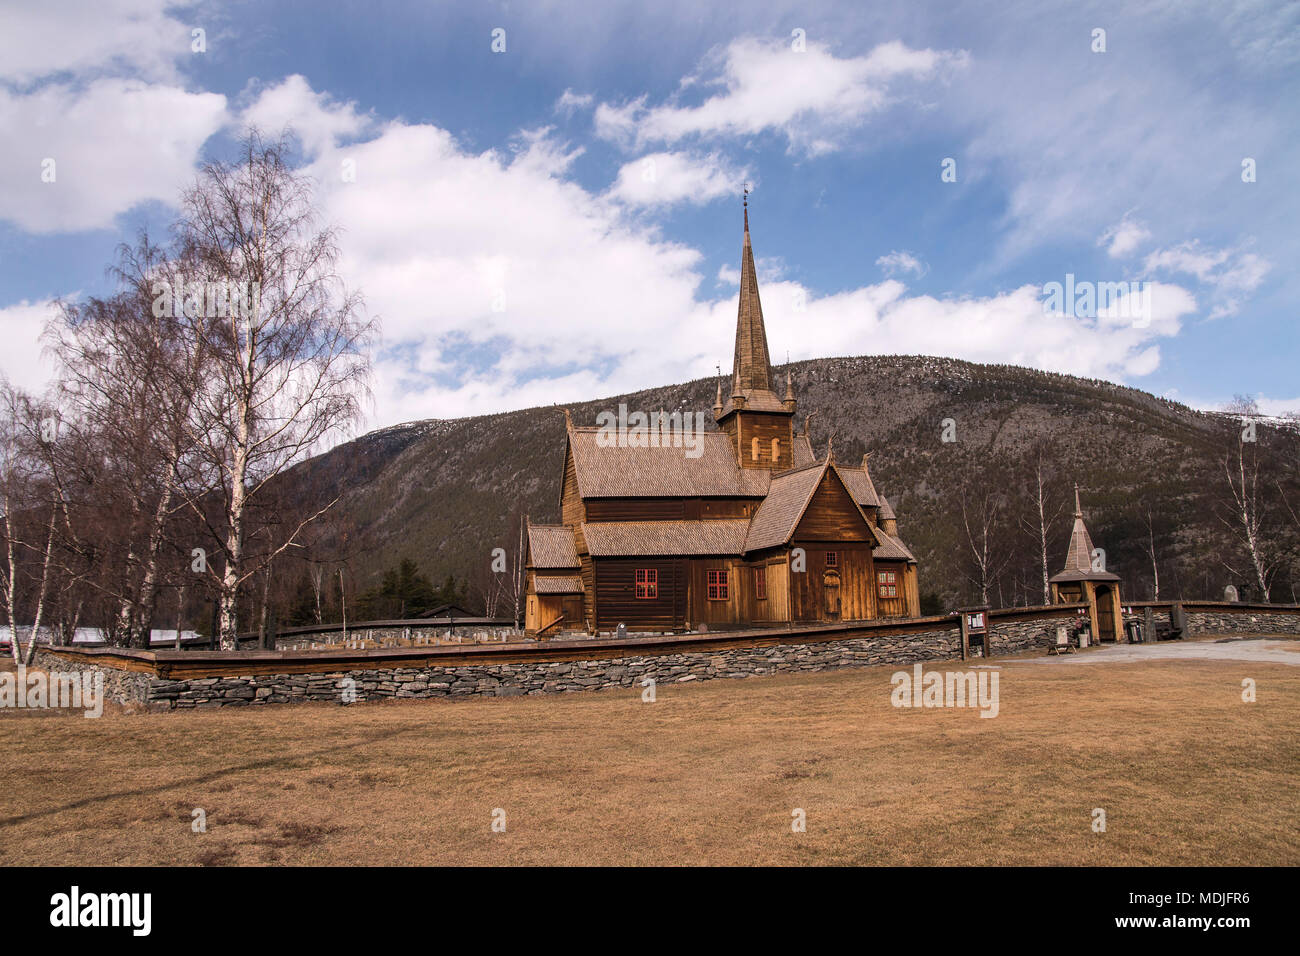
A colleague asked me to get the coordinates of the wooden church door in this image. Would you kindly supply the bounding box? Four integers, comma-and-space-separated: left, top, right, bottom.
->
823, 570, 841, 620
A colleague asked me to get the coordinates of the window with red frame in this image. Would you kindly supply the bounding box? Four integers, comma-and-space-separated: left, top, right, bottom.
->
635, 568, 658, 599
877, 570, 897, 599
754, 566, 767, 600
707, 569, 729, 601
825, 551, 838, 567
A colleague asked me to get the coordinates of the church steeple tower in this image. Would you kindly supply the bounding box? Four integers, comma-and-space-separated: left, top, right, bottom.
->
716, 191, 795, 470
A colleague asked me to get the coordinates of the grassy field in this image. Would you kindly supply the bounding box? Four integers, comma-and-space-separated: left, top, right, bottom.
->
1, 638, 1297, 866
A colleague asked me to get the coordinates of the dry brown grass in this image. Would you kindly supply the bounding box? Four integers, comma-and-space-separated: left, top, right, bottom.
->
1, 640, 1297, 866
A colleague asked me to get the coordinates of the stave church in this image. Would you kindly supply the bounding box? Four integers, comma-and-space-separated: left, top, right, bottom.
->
524, 202, 920, 635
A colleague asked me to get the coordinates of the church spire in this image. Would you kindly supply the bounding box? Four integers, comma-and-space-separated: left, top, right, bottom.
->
1062, 485, 1099, 575
716, 192, 796, 471
727, 190, 780, 407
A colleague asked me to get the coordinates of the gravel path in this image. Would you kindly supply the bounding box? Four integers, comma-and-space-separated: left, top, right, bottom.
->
1005, 636, 1300, 667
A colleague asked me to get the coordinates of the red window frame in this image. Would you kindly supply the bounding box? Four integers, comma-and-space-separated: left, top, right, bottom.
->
825, 551, 838, 567
707, 569, 729, 601
635, 568, 658, 599
877, 570, 897, 599
754, 566, 767, 601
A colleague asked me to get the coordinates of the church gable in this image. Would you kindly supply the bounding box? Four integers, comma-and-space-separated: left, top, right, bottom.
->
794, 467, 877, 544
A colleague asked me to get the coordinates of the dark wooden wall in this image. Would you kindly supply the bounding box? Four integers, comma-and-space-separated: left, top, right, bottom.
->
584, 498, 758, 521
795, 471, 874, 542
873, 560, 916, 618
789, 543, 876, 622
593, 557, 688, 631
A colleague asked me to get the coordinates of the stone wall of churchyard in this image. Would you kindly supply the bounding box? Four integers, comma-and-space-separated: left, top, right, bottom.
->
28, 603, 1297, 711
1185, 608, 1300, 635
131, 624, 964, 709
29, 649, 153, 705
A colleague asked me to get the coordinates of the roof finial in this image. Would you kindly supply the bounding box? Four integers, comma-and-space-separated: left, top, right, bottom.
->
1074, 483, 1082, 517
742, 181, 750, 233
803, 410, 816, 437
562, 407, 573, 432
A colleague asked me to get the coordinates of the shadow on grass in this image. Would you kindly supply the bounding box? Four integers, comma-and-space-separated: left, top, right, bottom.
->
0, 721, 425, 829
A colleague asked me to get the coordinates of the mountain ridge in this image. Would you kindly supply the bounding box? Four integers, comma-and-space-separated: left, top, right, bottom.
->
290, 353, 1300, 613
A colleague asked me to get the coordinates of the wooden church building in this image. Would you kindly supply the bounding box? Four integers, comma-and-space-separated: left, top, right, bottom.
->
524, 203, 920, 635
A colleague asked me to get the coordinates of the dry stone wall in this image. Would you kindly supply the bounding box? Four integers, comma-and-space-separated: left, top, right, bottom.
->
30, 604, 1297, 711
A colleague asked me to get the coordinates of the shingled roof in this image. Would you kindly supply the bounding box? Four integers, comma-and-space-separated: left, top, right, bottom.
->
1049, 488, 1119, 583
743, 462, 826, 551
744, 459, 879, 553
527, 524, 580, 569
583, 519, 750, 556
873, 528, 917, 563
792, 433, 815, 467
532, 574, 584, 594
838, 455, 881, 509
567, 428, 770, 499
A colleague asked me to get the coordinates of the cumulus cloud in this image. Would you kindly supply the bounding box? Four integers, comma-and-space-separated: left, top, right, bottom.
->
278, 87, 1195, 425
240, 75, 374, 158
0, 299, 61, 394
0, 79, 227, 233
0, 0, 192, 84
875, 250, 928, 277
607, 151, 747, 207
0, 1, 233, 234
594, 37, 968, 155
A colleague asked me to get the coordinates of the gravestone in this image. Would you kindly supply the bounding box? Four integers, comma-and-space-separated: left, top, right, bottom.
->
1224, 585, 1239, 602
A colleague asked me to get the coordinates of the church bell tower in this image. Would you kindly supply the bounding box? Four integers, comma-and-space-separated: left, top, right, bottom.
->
714, 193, 796, 471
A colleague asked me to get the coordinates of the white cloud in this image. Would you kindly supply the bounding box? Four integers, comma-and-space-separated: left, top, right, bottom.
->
1143, 241, 1270, 318
0, 0, 192, 84
554, 89, 594, 115
223, 70, 1195, 428
240, 75, 374, 158
1099, 216, 1151, 258
0, 79, 227, 233
1251, 396, 1300, 418
607, 152, 747, 207
0, 299, 61, 395
594, 37, 967, 155
875, 250, 928, 277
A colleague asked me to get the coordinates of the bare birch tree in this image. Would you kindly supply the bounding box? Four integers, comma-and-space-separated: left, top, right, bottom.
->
1142, 508, 1160, 600
1218, 435, 1276, 601
176, 130, 375, 648
1018, 447, 1063, 605
44, 236, 211, 647
0, 384, 61, 664
960, 481, 1013, 607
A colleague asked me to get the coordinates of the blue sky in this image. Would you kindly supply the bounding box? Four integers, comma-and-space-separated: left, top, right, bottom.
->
2, 0, 1297, 429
